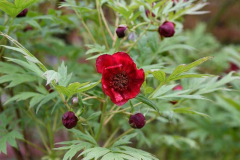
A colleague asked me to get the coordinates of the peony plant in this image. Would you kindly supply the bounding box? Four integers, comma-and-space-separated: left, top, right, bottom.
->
1, 0, 239, 160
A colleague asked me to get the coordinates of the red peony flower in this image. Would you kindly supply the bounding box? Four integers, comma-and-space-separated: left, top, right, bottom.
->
96, 52, 145, 106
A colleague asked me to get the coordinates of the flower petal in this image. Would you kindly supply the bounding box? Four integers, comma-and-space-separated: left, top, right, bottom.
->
110, 89, 128, 106
96, 54, 114, 73
112, 52, 134, 68
123, 69, 145, 99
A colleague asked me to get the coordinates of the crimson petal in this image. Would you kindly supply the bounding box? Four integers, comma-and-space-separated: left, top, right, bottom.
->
96, 54, 114, 73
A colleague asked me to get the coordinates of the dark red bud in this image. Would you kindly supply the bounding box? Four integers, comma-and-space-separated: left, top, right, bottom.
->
226, 62, 239, 73
116, 26, 128, 38
46, 85, 54, 93
17, 9, 28, 18
159, 21, 175, 38
129, 113, 146, 129
62, 111, 78, 129
170, 100, 178, 105
145, 10, 155, 18
71, 97, 79, 105
173, 85, 183, 91
23, 26, 33, 32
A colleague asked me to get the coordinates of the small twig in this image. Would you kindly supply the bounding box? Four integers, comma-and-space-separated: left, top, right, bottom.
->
103, 127, 120, 148
126, 24, 151, 53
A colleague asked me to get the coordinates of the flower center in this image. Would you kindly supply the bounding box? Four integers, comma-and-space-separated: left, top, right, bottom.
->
110, 72, 129, 91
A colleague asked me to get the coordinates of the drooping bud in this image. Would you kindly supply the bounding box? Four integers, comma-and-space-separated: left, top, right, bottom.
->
62, 111, 78, 129
45, 85, 54, 93
145, 10, 155, 17
226, 62, 239, 73
170, 85, 183, 105
71, 97, 79, 105
173, 85, 183, 91
23, 26, 33, 32
116, 25, 128, 38
17, 9, 28, 18
158, 21, 175, 38
129, 113, 146, 129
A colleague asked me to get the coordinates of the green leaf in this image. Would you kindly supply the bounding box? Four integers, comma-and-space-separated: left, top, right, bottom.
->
144, 87, 154, 95
157, 94, 211, 101
173, 107, 211, 118
182, 56, 213, 73
79, 147, 110, 160
77, 80, 101, 92
70, 129, 98, 146
5, 57, 43, 77
151, 70, 166, 82
1, 45, 29, 56
0, 130, 23, 155
58, 61, 72, 87
167, 56, 213, 82
0, 0, 40, 17
135, 95, 159, 112
0, 74, 37, 88
168, 74, 213, 81
152, 84, 178, 99
112, 133, 137, 148
26, 19, 41, 30
4, 92, 41, 105
36, 92, 58, 113
42, 70, 61, 85
55, 82, 90, 98
85, 44, 106, 55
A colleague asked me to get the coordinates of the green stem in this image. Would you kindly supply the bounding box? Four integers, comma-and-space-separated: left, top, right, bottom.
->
103, 127, 120, 147
72, 8, 97, 44
106, 128, 134, 148
112, 13, 119, 47
0, 17, 14, 59
105, 102, 142, 116
106, 116, 157, 148
95, 100, 107, 141
19, 139, 48, 155
36, 125, 52, 154
100, 7, 114, 40
126, 23, 151, 53
131, 22, 149, 30
148, 82, 165, 99
96, 0, 109, 50
47, 114, 55, 158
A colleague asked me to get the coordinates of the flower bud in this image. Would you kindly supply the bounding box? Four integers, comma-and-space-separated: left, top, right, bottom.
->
145, 10, 155, 17
226, 62, 239, 73
23, 26, 33, 32
17, 9, 28, 18
116, 25, 128, 38
62, 111, 78, 129
158, 21, 175, 38
45, 85, 54, 93
71, 97, 79, 105
129, 113, 146, 129
173, 85, 183, 91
